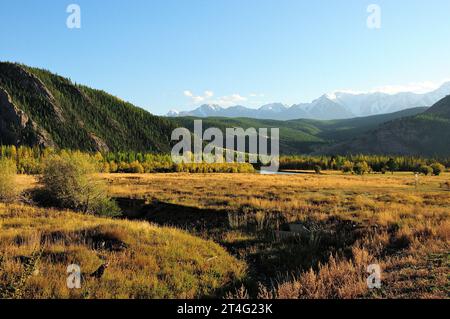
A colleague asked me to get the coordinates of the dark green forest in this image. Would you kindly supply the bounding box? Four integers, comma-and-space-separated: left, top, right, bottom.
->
0, 62, 175, 152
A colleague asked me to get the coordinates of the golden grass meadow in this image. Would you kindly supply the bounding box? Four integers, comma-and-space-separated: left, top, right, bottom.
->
0, 171, 448, 299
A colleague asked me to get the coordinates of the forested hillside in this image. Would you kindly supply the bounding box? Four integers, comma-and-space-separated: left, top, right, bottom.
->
321, 95, 450, 157
0, 62, 175, 152
173, 107, 428, 154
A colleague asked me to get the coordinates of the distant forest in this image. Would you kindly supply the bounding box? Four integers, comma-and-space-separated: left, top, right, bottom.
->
0, 145, 448, 175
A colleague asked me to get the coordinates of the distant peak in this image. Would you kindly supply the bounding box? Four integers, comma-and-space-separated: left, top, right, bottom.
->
167, 109, 179, 116
438, 81, 450, 90
200, 104, 222, 110
312, 94, 335, 104
259, 103, 288, 112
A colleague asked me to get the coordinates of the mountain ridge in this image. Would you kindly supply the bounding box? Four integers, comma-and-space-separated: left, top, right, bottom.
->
172, 107, 429, 154
318, 95, 450, 156
0, 62, 175, 152
169, 82, 450, 121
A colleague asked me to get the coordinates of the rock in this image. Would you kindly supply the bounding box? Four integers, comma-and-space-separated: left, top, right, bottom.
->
0, 87, 55, 147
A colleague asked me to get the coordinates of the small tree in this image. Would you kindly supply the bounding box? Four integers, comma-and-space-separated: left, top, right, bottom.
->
354, 161, 370, 175
430, 163, 445, 176
40, 153, 120, 216
0, 158, 19, 203
386, 158, 399, 175
341, 161, 354, 173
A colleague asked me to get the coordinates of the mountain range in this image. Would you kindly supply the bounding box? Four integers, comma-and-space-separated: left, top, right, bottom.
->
1, 61, 449, 157
168, 82, 450, 121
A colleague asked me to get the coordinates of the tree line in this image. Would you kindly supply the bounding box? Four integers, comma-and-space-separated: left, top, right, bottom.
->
0, 145, 448, 176
0, 145, 255, 174
279, 155, 448, 175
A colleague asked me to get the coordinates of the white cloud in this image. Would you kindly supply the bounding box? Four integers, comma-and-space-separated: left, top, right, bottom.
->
372, 81, 441, 95
183, 90, 193, 97
204, 90, 214, 98
213, 94, 248, 107
331, 79, 450, 97
183, 90, 252, 107
183, 90, 214, 104
192, 96, 205, 104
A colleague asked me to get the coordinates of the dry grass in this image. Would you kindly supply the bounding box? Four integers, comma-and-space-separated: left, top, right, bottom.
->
0, 203, 245, 299
4, 172, 449, 299
104, 172, 449, 299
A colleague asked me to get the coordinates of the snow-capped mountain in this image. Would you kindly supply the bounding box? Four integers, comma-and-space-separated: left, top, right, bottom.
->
332, 90, 444, 117
259, 103, 289, 113
168, 82, 450, 120
171, 104, 225, 117
300, 95, 354, 120
167, 109, 181, 117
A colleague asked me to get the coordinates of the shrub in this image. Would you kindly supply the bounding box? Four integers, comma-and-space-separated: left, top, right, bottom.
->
102, 162, 110, 173
354, 161, 370, 175
118, 162, 130, 173
430, 163, 445, 176
0, 158, 19, 202
341, 161, 354, 173
314, 165, 322, 174
418, 165, 433, 176
40, 153, 120, 216
386, 158, 399, 174
109, 161, 118, 173
129, 161, 144, 174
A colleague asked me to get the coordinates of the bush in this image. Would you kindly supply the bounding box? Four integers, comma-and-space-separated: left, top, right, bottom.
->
314, 165, 322, 174
40, 153, 120, 216
354, 161, 370, 175
0, 158, 19, 202
386, 158, 399, 174
418, 165, 433, 176
341, 161, 354, 173
431, 163, 445, 176
129, 161, 144, 174
109, 161, 118, 173
118, 162, 130, 173
101, 162, 110, 173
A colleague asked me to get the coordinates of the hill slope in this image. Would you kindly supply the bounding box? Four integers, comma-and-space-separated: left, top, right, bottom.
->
173, 107, 428, 154
0, 201, 244, 298
0, 62, 175, 152
320, 95, 450, 156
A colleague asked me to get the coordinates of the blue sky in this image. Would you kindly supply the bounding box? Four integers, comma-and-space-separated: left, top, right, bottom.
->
1, 0, 450, 115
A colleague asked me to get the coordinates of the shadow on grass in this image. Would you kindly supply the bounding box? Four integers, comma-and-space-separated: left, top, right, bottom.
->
115, 197, 366, 297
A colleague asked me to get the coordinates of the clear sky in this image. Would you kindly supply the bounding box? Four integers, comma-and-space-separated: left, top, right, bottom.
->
1, 0, 450, 114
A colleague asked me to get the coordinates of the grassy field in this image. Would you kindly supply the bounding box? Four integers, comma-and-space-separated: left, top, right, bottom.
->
0, 198, 245, 298
1, 172, 449, 299
106, 171, 449, 298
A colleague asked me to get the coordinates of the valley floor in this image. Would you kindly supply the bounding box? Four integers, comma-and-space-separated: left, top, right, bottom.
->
1, 172, 449, 298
